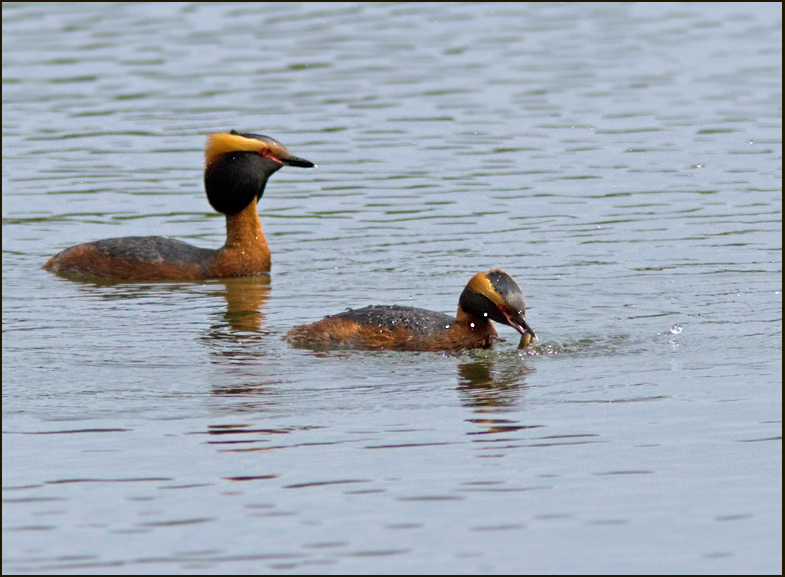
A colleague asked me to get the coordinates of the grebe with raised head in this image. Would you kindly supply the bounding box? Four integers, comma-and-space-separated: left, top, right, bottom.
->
44, 130, 314, 280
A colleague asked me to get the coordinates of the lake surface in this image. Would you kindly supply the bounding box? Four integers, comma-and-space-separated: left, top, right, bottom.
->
2, 2, 781, 574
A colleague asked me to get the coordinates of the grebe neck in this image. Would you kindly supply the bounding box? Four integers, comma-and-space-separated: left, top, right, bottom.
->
224, 200, 264, 248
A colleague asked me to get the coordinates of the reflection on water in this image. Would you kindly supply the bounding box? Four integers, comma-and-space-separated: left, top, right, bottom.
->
205, 275, 271, 335
457, 358, 530, 411
3, 1, 781, 574
203, 276, 277, 402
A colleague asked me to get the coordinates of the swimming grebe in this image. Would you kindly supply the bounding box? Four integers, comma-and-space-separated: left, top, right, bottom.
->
44, 130, 314, 280
285, 269, 536, 351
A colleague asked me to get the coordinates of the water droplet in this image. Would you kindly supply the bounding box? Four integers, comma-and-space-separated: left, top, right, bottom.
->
670, 324, 683, 335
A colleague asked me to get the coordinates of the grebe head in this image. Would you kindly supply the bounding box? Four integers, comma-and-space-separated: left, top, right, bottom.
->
204, 130, 314, 215
459, 269, 536, 340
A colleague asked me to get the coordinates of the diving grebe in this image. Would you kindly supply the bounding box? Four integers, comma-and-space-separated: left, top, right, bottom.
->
44, 130, 314, 280
285, 269, 536, 351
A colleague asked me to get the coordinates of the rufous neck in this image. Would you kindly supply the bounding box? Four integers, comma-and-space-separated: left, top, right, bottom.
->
224, 201, 264, 248
455, 305, 489, 327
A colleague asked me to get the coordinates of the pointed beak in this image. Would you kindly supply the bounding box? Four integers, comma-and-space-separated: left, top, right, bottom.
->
281, 155, 315, 168
509, 313, 537, 349
503, 309, 537, 342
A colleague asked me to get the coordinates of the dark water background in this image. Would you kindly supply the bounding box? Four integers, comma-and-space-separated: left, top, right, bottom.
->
3, 2, 781, 574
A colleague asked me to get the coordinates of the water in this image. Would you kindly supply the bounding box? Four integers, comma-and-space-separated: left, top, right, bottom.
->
3, 2, 781, 574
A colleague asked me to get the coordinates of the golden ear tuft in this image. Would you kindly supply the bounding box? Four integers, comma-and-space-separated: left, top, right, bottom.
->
204, 132, 279, 166
464, 272, 505, 307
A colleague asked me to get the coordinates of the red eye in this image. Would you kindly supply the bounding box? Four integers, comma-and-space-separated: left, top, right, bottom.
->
260, 148, 283, 165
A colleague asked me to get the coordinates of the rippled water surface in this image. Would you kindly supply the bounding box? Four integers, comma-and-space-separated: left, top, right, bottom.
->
3, 2, 781, 574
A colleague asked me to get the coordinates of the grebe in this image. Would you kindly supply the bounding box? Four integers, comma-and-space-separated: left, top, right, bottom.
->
285, 269, 536, 351
44, 130, 314, 280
